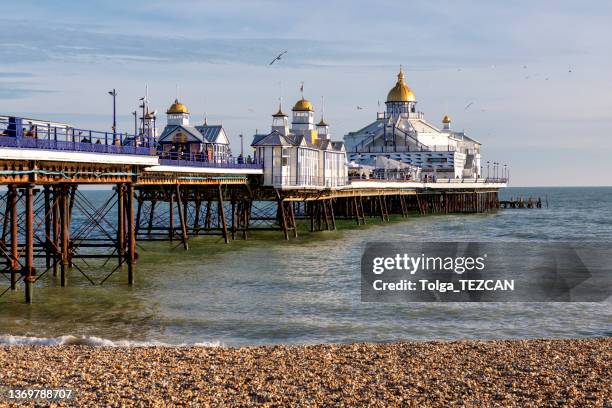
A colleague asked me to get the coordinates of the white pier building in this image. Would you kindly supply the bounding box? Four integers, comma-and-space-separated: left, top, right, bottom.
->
344, 67, 482, 180
252, 96, 348, 188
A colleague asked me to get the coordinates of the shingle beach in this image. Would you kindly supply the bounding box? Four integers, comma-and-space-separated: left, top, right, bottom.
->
1, 338, 610, 407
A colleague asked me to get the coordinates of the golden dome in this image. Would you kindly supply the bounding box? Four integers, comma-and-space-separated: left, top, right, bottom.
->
442, 115, 451, 124
167, 99, 189, 114
386, 66, 416, 103
317, 117, 328, 127
293, 98, 314, 111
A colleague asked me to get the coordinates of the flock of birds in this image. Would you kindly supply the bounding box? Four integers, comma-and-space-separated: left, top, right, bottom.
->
265, 50, 574, 114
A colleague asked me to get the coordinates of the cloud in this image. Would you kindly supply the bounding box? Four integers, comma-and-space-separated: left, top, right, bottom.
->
0, 84, 55, 99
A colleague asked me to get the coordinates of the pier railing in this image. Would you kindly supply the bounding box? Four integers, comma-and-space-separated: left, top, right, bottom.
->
159, 151, 262, 169
350, 145, 457, 153
350, 175, 507, 184
0, 116, 155, 156
273, 175, 349, 188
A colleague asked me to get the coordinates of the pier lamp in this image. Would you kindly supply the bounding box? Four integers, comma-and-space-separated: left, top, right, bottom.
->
132, 111, 138, 136
108, 89, 117, 140
486, 161, 490, 179
503, 164, 507, 180
240, 134, 244, 157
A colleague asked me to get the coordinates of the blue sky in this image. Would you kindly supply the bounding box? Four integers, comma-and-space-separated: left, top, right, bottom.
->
1, 0, 611, 186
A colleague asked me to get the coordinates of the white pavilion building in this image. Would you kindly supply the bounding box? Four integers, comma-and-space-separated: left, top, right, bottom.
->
252, 95, 347, 188
344, 67, 482, 179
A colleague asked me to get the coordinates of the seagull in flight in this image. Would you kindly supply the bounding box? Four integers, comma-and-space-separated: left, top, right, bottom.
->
269, 50, 288, 66
357, 106, 365, 110
464, 102, 474, 110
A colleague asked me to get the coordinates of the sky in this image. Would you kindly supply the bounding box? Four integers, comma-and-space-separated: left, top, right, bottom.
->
1, 0, 611, 186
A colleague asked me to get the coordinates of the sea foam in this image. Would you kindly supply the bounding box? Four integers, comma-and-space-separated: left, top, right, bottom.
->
0, 334, 222, 347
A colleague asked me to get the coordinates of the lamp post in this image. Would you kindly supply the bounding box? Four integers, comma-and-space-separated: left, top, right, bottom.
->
503, 164, 507, 180
108, 89, 117, 142
486, 161, 490, 179
132, 111, 137, 136
239, 134, 244, 157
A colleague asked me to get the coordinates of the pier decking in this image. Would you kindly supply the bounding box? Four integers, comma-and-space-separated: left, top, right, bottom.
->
1, 117, 506, 303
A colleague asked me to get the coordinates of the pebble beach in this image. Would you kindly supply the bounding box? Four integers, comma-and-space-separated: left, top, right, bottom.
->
0, 338, 610, 407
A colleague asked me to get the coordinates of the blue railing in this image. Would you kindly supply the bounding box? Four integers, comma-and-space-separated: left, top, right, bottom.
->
0, 116, 155, 156
0, 116, 262, 170
158, 151, 262, 169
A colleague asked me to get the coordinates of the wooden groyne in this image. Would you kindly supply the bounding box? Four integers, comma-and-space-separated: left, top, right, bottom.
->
499, 196, 545, 209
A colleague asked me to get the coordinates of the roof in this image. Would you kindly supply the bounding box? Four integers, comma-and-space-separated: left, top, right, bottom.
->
195, 125, 229, 144
158, 125, 203, 143
250, 130, 294, 147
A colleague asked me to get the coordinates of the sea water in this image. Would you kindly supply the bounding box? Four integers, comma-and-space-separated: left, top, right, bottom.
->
0, 187, 610, 346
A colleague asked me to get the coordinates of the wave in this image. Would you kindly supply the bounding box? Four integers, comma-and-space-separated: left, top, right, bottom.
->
0, 334, 222, 347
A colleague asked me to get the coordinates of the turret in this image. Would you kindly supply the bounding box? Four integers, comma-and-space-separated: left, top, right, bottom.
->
316, 117, 330, 140
166, 99, 190, 126
385, 66, 416, 117
272, 103, 289, 136
442, 115, 451, 131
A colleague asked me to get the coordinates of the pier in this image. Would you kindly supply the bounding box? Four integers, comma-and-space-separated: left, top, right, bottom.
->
0, 116, 506, 303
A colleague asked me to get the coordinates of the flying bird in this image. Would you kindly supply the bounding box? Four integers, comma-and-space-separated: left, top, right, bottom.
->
269, 50, 288, 66
464, 102, 474, 110
357, 106, 365, 110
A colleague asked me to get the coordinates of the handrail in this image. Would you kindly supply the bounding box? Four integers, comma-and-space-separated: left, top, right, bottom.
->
0, 116, 155, 156
159, 151, 261, 169
273, 175, 349, 187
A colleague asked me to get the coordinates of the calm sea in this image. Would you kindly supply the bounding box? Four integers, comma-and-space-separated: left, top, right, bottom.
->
0, 187, 610, 346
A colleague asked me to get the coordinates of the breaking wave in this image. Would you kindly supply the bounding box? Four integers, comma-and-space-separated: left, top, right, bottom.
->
0, 334, 222, 347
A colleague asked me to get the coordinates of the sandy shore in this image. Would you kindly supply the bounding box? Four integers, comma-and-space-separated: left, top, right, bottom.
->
0, 338, 610, 407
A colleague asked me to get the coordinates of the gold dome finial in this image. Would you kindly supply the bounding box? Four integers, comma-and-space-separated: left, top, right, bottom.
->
386, 66, 416, 103
442, 115, 451, 124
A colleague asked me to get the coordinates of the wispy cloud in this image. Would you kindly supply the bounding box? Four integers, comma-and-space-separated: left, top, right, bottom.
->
0, 85, 55, 99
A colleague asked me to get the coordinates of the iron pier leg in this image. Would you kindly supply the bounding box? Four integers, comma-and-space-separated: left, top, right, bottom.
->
218, 185, 229, 244
24, 184, 35, 303
127, 183, 136, 284
60, 185, 70, 287
9, 185, 19, 290
116, 184, 125, 266
44, 186, 52, 269
168, 187, 174, 242
52, 186, 60, 277
175, 185, 189, 250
